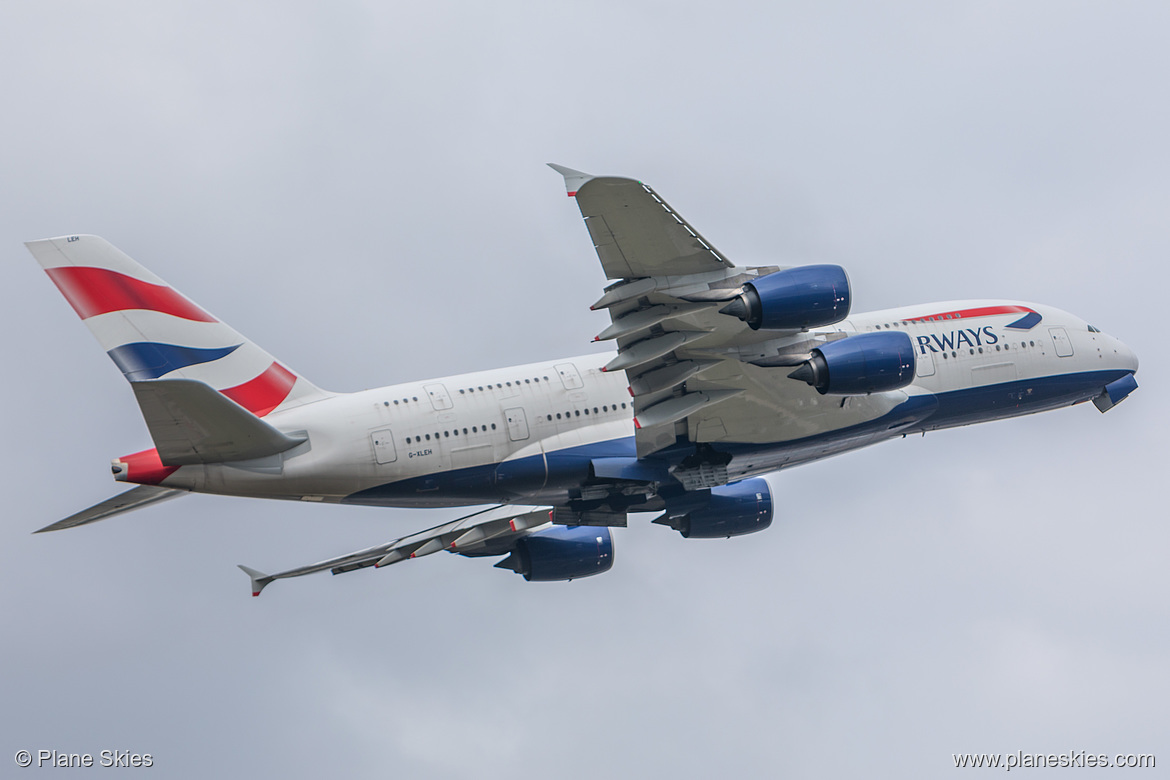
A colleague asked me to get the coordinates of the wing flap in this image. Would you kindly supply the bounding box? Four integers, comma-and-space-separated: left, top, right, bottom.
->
131, 378, 307, 465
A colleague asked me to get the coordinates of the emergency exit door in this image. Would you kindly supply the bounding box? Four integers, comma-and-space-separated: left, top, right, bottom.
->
504, 408, 529, 441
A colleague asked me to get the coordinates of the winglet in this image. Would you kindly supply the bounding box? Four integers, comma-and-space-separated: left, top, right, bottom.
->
238, 565, 274, 597
547, 163, 594, 197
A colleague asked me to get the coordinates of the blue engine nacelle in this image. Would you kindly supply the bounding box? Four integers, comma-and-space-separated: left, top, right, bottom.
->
788, 330, 915, 395
654, 478, 774, 539
720, 265, 851, 330
498, 525, 614, 582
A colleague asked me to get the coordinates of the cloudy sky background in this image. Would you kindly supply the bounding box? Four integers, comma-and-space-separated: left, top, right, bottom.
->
1, 2, 1166, 777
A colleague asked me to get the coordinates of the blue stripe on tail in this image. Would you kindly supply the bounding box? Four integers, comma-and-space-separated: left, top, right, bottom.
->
108, 342, 242, 381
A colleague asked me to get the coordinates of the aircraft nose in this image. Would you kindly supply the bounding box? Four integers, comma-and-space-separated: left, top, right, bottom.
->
1117, 339, 1139, 374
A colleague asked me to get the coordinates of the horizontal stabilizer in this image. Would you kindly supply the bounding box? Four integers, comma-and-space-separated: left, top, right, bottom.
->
35, 484, 186, 533
132, 378, 307, 465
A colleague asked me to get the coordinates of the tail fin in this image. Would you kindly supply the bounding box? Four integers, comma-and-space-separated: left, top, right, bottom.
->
26, 235, 329, 417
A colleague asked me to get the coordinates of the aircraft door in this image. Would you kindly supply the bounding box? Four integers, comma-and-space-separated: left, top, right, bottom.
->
504, 407, 530, 441
370, 428, 397, 464
424, 383, 454, 410
916, 346, 935, 377
1049, 328, 1073, 357
555, 362, 584, 389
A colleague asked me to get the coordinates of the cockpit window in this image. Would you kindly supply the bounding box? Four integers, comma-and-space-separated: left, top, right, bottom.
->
1087, 325, 1100, 333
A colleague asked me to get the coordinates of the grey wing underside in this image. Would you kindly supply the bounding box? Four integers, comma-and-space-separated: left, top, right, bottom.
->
548, 164, 733, 279
551, 164, 910, 459
239, 505, 552, 596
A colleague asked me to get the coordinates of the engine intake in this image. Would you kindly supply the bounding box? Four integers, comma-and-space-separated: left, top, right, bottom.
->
788, 331, 915, 395
496, 525, 614, 581
720, 265, 850, 330
654, 478, 773, 539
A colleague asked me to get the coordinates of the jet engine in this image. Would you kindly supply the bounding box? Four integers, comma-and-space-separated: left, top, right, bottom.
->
653, 478, 773, 539
788, 331, 915, 395
496, 525, 614, 581
720, 265, 850, 330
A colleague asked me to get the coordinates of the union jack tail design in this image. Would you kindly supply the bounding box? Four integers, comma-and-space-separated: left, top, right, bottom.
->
26, 235, 329, 418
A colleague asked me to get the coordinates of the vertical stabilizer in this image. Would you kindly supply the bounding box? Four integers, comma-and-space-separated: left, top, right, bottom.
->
26, 235, 330, 417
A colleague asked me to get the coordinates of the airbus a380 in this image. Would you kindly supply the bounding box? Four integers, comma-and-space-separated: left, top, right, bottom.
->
27, 165, 1139, 596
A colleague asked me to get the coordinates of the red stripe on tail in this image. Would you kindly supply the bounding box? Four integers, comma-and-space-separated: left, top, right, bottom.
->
221, 363, 297, 417
45, 266, 216, 322
118, 448, 180, 485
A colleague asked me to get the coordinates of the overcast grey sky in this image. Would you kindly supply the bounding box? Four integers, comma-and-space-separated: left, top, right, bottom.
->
1, 2, 1166, 777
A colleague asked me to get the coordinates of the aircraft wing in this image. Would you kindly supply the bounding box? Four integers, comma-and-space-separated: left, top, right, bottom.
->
552, 164, 916, 461
239, 505, 552, 596
548, 164, 735, 279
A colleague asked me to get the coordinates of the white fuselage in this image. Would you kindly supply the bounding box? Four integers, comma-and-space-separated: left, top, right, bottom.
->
131, 300, 1137, 509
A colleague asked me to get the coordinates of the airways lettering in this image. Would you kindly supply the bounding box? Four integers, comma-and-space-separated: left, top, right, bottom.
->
917, 326, 1000, 354
932, 332, 955, 351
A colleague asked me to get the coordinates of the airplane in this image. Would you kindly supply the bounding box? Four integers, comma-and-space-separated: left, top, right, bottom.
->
25, 164, 1139, 596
